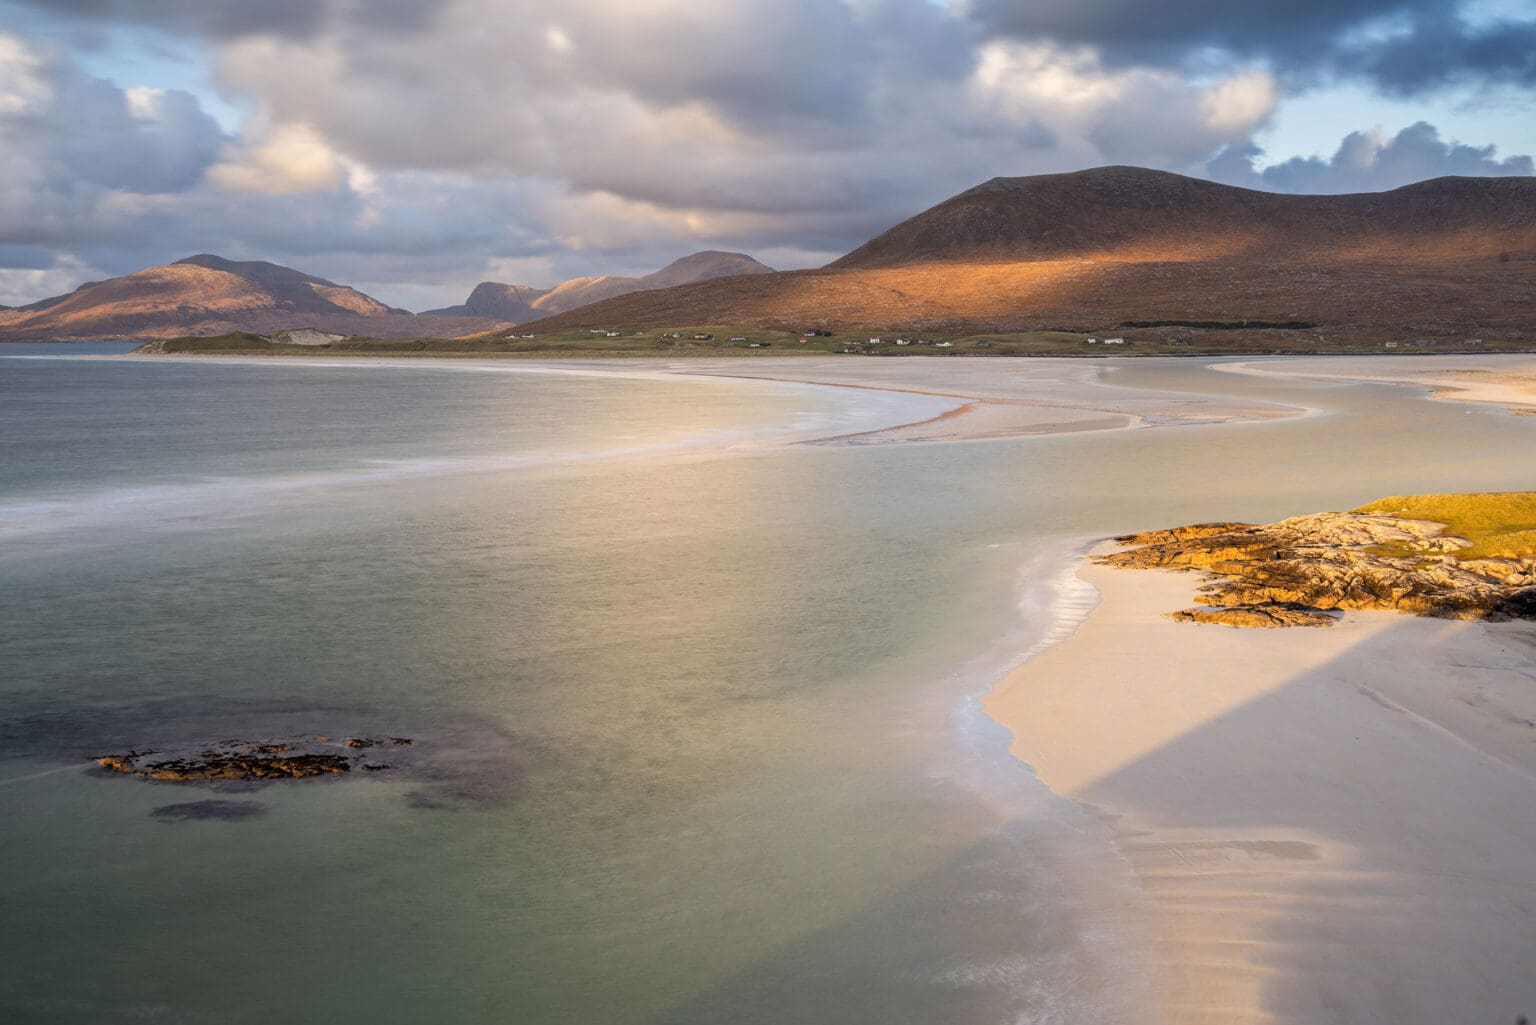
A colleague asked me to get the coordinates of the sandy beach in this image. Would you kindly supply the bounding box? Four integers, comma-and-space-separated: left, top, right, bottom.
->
986, 549, 1536, 1025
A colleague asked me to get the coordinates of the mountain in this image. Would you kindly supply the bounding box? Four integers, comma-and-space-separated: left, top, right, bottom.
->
517, 167, 1536, 344
425, 251, 773, 322
0, 254, 503, 341
831, 166, 1536, 268
424, 282, 550, 322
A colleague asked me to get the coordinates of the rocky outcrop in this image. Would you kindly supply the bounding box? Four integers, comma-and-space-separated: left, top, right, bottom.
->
1099, 512, 1536, 628
95, 736, 412, 781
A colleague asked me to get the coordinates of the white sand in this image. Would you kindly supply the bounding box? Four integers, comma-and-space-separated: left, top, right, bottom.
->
985, 551, 1536, 1024
670, 359, 1306, 442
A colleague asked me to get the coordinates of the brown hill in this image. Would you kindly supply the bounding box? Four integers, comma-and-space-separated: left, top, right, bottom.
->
518, 167, 1536, 344
425, 251, 774, 322
0, 254, 501, 341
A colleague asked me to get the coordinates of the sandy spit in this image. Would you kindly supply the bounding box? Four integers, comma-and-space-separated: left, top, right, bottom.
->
1219, 355, 1536, 414
985, 547, 1536, 1025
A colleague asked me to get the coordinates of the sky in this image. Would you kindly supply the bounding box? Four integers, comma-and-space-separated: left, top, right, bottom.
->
0, 0, 1531, 310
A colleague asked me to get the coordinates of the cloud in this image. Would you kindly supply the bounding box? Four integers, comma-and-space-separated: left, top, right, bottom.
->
1209, 120, 1534, 193
208, 121, 348, 194
0, 2, 1532, 311
1349, 14, 1536, 92
4, 0, 330, 40
0, 30, 228, 245
967, 0, 1536, 94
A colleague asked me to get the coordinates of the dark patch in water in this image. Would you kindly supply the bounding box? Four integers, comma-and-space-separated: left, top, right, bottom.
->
150, 800, 268, 823
66, 707, 528, 812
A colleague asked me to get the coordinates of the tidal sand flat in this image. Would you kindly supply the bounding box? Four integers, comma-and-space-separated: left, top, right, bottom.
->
987, 495, 1536, 1025
1221, 354, 1536, 412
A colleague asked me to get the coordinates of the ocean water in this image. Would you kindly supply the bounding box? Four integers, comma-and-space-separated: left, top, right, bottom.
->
3, 347, 1533, 1025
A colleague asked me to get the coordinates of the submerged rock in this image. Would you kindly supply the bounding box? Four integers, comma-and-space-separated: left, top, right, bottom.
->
94, 735, 413, 781
151, 800, 269, 822
1100, 510, 1536, 628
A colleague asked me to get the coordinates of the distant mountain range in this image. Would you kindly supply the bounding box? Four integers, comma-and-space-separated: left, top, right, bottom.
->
4, 167, 1533, 344
0, 251, 773, 341
520, 166, 1536, 344
0, 255, 488, 341
423, 251, 774, 320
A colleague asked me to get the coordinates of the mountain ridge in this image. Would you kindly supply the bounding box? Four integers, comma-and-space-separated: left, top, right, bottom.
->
515, 166, 1536, 343
423, 251, 774, 320
0, 250, 775, 341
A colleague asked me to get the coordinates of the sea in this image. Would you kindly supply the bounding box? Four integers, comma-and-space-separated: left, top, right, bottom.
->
3, 344, 1533, 1025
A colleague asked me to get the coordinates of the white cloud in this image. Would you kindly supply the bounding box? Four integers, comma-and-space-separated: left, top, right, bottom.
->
1211, 120, 1533, 192
209, 121, 347, 194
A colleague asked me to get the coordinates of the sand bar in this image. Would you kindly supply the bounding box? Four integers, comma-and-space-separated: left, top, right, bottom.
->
985, 549, 1536, 1024
1221, 355, 1536, 413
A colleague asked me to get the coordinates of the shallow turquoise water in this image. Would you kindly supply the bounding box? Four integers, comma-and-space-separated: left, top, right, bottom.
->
2, 350, 1532, 1024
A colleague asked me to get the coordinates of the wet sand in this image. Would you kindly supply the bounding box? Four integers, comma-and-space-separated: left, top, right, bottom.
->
1221, 355, 1536, 413
985, 549, 1536, 1025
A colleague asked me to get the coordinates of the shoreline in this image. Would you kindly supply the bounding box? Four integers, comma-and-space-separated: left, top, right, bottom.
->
984, 543, 1536, 1024
70, 352, 1311, 446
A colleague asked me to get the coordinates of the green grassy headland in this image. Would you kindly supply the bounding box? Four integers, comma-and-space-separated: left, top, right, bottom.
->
1355, 492, 1536, 560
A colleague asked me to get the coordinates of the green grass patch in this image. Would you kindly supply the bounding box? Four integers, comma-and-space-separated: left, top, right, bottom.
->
1354, 492, 1536, 559
155, 333, 276, 352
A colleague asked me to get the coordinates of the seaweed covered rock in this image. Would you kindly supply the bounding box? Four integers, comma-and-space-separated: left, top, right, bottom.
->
95, 735, 412, 781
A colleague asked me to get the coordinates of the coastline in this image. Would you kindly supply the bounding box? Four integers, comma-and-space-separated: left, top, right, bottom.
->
82, 352, 1311, 445
984, 544, 1536, 1024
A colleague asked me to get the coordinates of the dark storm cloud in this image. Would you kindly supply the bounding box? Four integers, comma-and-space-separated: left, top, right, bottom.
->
969, 0, 1437, 59
1354, 15, 1536, 91
970, 0, 1536, 92
2, 0, 331, 38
